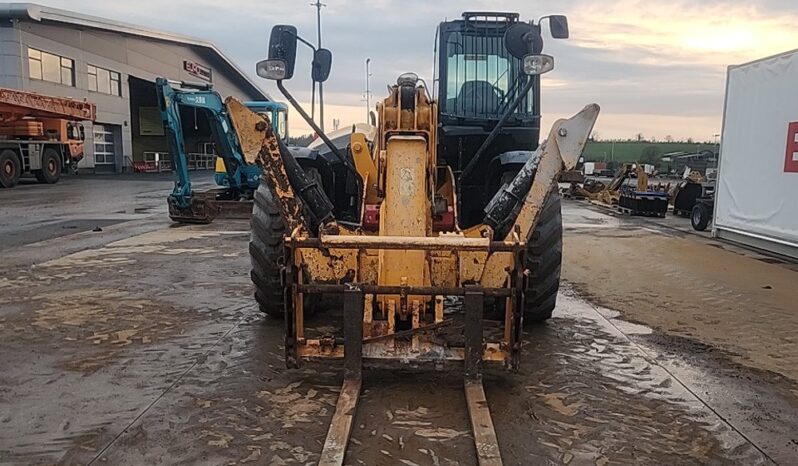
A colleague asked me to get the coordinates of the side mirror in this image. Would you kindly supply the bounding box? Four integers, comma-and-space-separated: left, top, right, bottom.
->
312, 48, 333, 83
549, 15, 569, 39
267, 25, 298, 80
522, 54, 554, 75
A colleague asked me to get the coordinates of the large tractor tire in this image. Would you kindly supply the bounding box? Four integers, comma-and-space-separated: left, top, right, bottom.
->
249, 181, 287, 317
691, 202, 711, 231
0, 149, 21, 188
34, 148, 62, 184
523, 182, 562, 322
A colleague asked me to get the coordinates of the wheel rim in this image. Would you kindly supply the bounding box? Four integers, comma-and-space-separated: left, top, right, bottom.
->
47, 159, 56, 175
693, 209, 701, 224
3, 160, 13, 177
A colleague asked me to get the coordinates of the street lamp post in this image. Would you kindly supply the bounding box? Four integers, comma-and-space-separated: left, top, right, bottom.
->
365, 58, 371, 121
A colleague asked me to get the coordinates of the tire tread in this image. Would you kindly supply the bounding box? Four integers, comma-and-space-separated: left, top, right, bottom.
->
249, 181, 287, 317
523, 182, 563, 322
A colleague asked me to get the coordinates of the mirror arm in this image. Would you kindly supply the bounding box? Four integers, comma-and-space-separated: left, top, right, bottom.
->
275, 80, 359, 179
294, 33, 317, 53
459, 76, 536, 184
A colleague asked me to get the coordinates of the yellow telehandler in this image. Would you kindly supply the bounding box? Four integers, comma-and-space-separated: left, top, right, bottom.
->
223, 12, 598, 465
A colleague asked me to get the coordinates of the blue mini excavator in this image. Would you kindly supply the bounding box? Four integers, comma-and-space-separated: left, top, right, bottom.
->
155, 77, 287, 223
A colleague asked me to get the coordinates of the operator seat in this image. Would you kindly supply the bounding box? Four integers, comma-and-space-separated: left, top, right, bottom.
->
456, 80, 501, 116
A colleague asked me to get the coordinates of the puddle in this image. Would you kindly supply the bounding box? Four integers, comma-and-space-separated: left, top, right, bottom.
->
486, 290, 770, 464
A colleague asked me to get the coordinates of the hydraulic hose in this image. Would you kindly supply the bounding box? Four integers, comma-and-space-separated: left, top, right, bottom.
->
275, 136, 335, 225
482, 148, 541, 233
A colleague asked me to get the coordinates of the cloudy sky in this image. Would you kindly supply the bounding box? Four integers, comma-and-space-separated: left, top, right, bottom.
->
28, 0, 798, 140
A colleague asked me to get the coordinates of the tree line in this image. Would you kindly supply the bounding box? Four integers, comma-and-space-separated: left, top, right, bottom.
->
589, 131, 715, 145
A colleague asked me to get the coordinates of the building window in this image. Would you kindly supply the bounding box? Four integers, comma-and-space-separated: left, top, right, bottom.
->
28, 47, 74, 86
87, 65, 122, 96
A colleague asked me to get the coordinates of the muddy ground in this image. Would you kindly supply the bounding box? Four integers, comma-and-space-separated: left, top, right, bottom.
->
1, 176, 796, 465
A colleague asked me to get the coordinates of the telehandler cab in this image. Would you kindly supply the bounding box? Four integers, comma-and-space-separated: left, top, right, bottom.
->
223, 11, 599, 465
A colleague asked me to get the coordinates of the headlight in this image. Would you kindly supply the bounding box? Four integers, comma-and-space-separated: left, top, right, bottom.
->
256, 59, 287, 80
522, 54, 555, 75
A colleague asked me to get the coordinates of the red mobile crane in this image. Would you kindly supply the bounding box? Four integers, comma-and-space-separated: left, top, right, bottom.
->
0, 87, 96, 188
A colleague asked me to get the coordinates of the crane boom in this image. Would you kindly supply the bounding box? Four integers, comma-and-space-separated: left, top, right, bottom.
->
0, 87, 96, 123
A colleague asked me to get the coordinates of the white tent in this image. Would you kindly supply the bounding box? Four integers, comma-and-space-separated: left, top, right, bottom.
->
715, 49, 798, 259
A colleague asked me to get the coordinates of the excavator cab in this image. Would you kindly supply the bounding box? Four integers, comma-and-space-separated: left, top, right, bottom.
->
214, 101, 288, 187
243, 101, 288, 141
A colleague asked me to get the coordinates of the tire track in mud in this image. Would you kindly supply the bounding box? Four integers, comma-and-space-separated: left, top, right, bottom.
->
572, 293, 775, 464
0, 222, 256, 465
85, 307, 252, 465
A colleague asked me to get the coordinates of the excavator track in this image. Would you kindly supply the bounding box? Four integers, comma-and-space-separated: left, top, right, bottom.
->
167, 190, 253, 224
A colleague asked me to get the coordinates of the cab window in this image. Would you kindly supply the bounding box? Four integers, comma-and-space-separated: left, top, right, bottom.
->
275, 109, 288, 141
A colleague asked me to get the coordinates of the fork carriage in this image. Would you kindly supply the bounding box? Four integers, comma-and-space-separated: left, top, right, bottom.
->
283, 233, 528, 376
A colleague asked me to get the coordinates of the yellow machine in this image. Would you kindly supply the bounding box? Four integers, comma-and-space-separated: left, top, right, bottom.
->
229, 89, 598, 466
670, 169, 708, 216
580, 162, 648, 205
228, 13, 599, 466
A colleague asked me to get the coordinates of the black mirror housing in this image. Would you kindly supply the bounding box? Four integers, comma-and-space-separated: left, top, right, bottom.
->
268, 25, 298, 79
549, 15, 569, 39
312, 48, 333, 83
504, 23, 543, 59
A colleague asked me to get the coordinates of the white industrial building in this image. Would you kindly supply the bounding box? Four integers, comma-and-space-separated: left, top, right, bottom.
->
0, 3, 269, 173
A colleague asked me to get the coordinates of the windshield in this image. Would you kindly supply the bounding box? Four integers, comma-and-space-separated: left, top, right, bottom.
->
441, 31, 533, 118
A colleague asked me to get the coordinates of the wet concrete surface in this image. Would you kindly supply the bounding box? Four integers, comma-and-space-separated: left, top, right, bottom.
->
0, 177, 796, 465
561, 201, 798, 463
1, 219, 126, 249
0, 172, 217, 268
